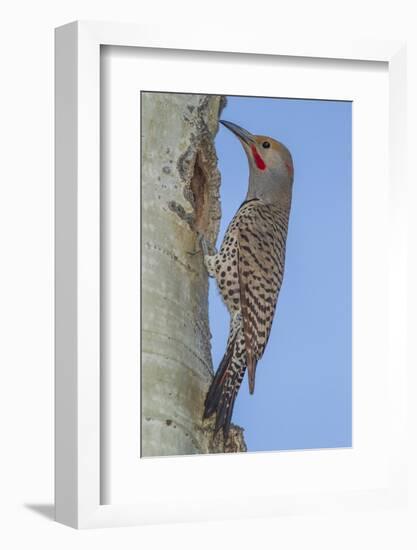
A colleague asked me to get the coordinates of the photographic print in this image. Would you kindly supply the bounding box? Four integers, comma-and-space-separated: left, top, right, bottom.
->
141, 92, 352, 458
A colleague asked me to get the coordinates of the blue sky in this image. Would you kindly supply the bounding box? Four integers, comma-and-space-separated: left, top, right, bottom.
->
210, 95, 352, 452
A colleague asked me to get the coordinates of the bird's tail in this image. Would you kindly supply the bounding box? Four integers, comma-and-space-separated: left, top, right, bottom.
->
203, 332, 246, 440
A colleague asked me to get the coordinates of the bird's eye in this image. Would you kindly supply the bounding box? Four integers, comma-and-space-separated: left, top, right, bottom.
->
262, 141, 271, 149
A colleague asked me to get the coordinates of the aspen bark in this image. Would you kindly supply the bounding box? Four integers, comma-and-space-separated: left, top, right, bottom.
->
141, 92, 246, 456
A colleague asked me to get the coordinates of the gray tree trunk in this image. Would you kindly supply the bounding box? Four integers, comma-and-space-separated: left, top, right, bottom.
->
141, 92, 246, 457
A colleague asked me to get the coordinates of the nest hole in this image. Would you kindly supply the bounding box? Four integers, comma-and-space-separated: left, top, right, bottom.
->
190, 152, 209, 233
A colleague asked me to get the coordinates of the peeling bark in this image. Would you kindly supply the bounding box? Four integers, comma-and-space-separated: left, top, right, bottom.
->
141, 92, 246, 457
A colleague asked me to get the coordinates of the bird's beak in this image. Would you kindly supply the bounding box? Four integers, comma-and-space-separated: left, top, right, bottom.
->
220, 120, 256, 146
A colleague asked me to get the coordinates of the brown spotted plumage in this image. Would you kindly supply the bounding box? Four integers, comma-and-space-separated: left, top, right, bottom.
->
202, 120, 294, 439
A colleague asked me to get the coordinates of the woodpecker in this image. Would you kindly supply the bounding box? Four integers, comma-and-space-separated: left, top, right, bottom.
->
202, 119, 294, 440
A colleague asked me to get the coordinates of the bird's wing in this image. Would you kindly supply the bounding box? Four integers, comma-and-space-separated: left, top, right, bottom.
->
237, 202, 287, 393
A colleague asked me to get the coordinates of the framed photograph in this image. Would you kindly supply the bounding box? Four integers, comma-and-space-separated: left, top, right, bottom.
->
55, 21, 407, 528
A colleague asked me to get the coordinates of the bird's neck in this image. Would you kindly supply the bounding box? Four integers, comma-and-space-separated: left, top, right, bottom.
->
246, 172, 292, 212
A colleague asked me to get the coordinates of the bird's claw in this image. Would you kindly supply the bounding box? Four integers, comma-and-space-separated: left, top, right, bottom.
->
186, 232, 207, 256
198, 232, 210, 257
186, 247, 201, 256
186, 232, 217, 259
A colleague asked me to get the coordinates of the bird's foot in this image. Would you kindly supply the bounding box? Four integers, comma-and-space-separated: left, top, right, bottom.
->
186, 246, 201, 257
187, 232, 216, 255
189, 232, 217, 277
186, 232, 205, 256
199, 232, 210, 257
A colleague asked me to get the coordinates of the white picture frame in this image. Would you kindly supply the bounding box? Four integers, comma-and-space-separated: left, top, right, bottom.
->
55, 21, 407, 529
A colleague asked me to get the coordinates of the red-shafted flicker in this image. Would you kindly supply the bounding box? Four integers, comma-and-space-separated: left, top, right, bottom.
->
202, 119, 294, 439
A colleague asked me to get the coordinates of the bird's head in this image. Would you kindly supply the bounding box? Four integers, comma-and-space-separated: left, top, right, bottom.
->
220, 119, 294, 205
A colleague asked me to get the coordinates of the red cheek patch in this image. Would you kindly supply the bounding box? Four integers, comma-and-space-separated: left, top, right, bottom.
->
251, 145, 266, 170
